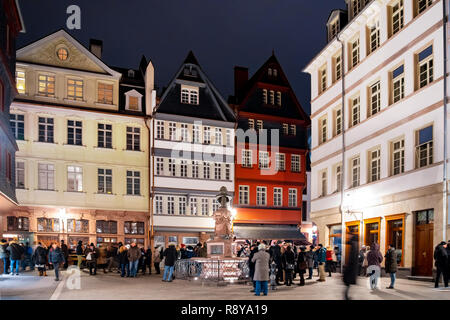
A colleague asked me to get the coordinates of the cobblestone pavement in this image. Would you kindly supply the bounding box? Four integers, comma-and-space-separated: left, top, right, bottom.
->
1, 269, 449, 300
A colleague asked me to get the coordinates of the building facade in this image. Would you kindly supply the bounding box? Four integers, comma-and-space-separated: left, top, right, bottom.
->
229, 54, 310, 241
4, 30, 154, 248
0, 0, 24, 234
304, 0, 449, 277
151, 51, 236, 248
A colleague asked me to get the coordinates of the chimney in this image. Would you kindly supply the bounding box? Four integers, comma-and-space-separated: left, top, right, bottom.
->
234, 66, 248, 100
89, 39, 103, 59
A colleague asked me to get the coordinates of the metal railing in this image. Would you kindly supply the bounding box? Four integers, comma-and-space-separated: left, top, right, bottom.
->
174, 258, 250, 282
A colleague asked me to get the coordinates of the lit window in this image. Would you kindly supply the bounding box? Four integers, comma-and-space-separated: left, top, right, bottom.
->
276, 91, 282, 106
248, 119, 255, 130
98, 83, 113, 104
38, 74, 55, 97
67, 166, 83, 192
16, 71, 25, 94
282, 123, 289, 135
128, 96, 139, 110
181, 85, 199, 105
57, 48, 69, 61
38, 163, 54, 190
270, 90, 275, 105
256, 120, 263, 131
263, 89, 268, 104
290, 124, 296, 136
67, 79, 83, 101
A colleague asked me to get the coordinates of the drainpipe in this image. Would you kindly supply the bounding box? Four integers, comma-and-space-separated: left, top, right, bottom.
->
337, 34, 346, 273
443, 0, 448, 242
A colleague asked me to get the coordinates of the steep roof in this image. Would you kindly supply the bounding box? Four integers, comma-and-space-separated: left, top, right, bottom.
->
155, 51, 236, 123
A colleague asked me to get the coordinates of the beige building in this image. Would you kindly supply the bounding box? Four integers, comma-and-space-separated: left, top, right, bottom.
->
3, 30, 154, 249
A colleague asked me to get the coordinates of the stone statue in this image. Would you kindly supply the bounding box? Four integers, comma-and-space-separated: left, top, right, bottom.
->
214, 186, 233, 239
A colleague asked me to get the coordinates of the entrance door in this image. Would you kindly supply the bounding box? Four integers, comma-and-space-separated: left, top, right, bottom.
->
345, 222, 359, 265
414, 209, 434, 276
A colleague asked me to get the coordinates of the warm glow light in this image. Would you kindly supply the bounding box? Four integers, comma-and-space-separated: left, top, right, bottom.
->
231, 208, 237, 219
312, 225, 318, 233
58, 208, 66, 218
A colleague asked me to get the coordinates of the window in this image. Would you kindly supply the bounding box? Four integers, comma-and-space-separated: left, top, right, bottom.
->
67, 166, 83, 192
98, 83, 113, 104
7, 216, 29, 231
242, 149, 252, 168
10, 114, 24, 140
98, 168, 112, 194
417, 45, 433, 89
155, 196, 163, 214
239, 186, 249, 205
16, 161, 25, 189
156, 121, 165, 139
390, 0, 404, 36
225, 164, 231, 180
67, 120, 82, 145
329, 19, 340, 40
329, 225, 342, 253
290, 124, 296, 136
98, 123, 112, 148
350, 38, 360, 69
350, 96, 360, 127
391, 138, 405, 175
180, 124, 188, 142
282, 123, 289, 135
168, 197, 175, 215
128, 96, 139, 110
169, 159, 176, 176
38, 117, 54, 143
57, 48, 69, 61
320, 171, 327, 197
248, 119, 255, 130
67, 219, 89, 233
256, 186, 267, 206
214, 163, 222, 180
333, 54, 342, 82
203, 162, 210, 179
276, 153, 285, 171
416, 0, 433, 15
180, 160, 187, 177
183, 237, 199, 245
335, 164, 342, 192
38, 75, 55, 97
179, 197, 187, 215
126, 171, 140, 195
214, 128, 222, 145
350, 156, 360, 188
268, 68, 272, 76
288, 188, 297, 207
415, 125, 433, 168
212, 200, 220, 213
259, 151, 269, 169
368, 148, 381, 182
262, 89, 268, 104
276, 92, 282, 106
156, 157, 164, 175
364, 220, 380, 247
368, 81, 380, 117
319, 65, 327, 94
124, 238, 144, 246
181, 86, 199, 105
67, 79, 83, 101
201, 199, 209, 216
291, 154, 301, 172
274, 187, 283, 206
97, 237, 117, 244
124, 221, 145, 235
190, 197, 198, 215
37, 218, 60, 232
256, 120, 263, 131
16, 70, 25, 94
368, 20, 380, 54
391, 65, 405, 104
386, 215, 404, 265
203, 126, 211, 144
192, 161, 199, 178
226, 129, 232, 146
126, 127, 140, 151
270, 90, 275, 105
334, 108, 342, 136
38, 164, 54, 190
352, 0, 363, 17
169, 122, 177, 141
193, 124, 200, 143
319, 116, 327, 145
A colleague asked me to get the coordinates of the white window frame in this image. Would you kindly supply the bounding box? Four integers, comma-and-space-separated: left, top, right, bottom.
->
368, 81, 381, 117
288, 188, 297, 207
259, 151, 269, 169
391, 138, 405, 176
256, 186, 267, 206
67, 165, 83, 192
125, 89, 143, 112
291, 154, 301, 173
181, 85, 199, 105
239, 185, 249, 205
273, 187, 283, 206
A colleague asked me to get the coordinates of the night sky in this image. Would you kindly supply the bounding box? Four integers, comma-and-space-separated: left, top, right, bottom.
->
16, 0, 346, 115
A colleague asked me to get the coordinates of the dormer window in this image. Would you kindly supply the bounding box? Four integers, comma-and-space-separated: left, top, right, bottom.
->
181, 85, 199, 105
128, 70, 135, 78
329, 19, 340, 40
273, 69, 278, 77
125, 90, 143, 112
57, 47, 69, 61
268, 68, 272, 76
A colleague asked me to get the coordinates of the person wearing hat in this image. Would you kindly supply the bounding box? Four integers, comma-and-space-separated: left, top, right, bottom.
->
251, 243, 270, 296
434, 241, 448, 288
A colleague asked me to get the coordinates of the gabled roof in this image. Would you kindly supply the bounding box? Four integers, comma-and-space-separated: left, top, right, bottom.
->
16, 29, 122, 78
155, 51, 236, 123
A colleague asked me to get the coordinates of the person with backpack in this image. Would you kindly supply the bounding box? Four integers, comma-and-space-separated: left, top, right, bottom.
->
48, 243, 65, 281
7, 240, 25, 276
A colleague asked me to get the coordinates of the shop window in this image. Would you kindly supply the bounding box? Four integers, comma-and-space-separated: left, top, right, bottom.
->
182, 237, 199, 245
67, 219, 89, 233
96, 220, 117, 234
37, 218, 60, 232
7, 216, 29, 231
124, 221, 145, 235
386, 215, 405, 265
97, 237, 117, 244
364, 219, 380, 247
329, 225, 342, 252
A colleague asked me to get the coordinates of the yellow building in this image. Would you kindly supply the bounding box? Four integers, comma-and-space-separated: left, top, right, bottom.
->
2, 30, 155, 249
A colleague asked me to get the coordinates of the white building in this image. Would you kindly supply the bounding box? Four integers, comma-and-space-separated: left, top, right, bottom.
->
304, 0, 449, 277
151, 51, 236, 248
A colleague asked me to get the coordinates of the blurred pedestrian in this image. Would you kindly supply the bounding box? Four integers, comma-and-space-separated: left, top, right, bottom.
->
343, 235, 359, 300
316, 244, 326, 282
297, 246, 307, 286
32, 242, 48, 276
76, 241, 84, 269
7, 240, 24, 276
358, 246, 367, 276
0, 239, 10, 275
252, 243, 270, 296
48, 243, 65, 281
305, 245, 314, 279
142, 247, 152, 275
84, 243, 98, 275
153, 246, 162, 274
97, 243, 108, 273
367, 243, 383, 290
60, 240, 69, 269
248, 243, 258, 292
384, 244, 398, 289
434, 241, 448, 288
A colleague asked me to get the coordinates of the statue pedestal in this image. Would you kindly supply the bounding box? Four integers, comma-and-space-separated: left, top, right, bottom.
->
208, 207, 234, 258
207, 238, 235, 258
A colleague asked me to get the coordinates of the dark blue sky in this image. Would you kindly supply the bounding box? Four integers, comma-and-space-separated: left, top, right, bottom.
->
16, 0, 346, 114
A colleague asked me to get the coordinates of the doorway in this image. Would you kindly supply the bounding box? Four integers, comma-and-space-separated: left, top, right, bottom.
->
414, 209, 434, 276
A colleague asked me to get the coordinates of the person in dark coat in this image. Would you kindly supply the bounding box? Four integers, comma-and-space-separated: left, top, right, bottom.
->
297, 246, 308, 286
343, 235, 359, 300
0, 239, 10, 275
269, 241, 283, 284
60, 240, 69, 269
32, 242, 48, 276
434, 241, 448, 288
48, 243, 65, 281
384, 244, 398, 289
118, 245, 129, 277
367, 243, 383, 290
162, 243, 177, 282
75, 241, 84, 269
248, 243, 258, 292
282, 245, 295, 286
142, 247, 152, 275
84, 243, 98, 275
6, 240, 25, 275
305, 245, 314, 279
